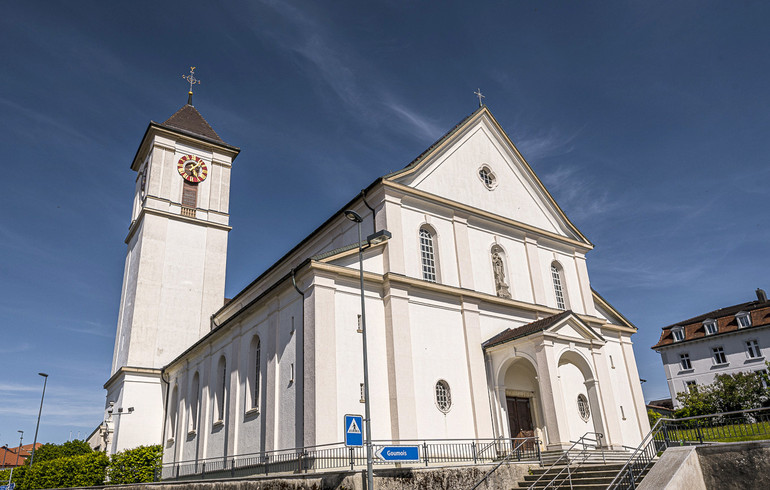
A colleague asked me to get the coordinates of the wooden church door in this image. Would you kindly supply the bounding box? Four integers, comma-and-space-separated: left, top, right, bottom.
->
506, 396, 534, 438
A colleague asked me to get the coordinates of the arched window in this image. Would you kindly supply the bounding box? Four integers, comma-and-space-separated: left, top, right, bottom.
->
419, 227, 438, 282
189, 372, 199, 432
551, 262, 566, 310
216, 356, 227, 422
435, 380, 452, 413
169, 385, 179, 439
248, 336, 261, 411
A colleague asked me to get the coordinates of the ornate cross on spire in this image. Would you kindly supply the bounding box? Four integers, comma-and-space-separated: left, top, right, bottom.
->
183, 67, 201, 105
474, 88, 485, 107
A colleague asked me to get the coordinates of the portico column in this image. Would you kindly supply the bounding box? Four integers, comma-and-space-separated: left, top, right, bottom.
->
534, 340, 569, 449
591, 348, 623, 448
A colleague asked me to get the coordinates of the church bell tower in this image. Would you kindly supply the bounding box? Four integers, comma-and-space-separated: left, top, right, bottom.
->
103, 74, 240, 454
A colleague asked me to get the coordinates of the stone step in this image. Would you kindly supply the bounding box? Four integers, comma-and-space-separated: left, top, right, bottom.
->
519, 467, 651, 489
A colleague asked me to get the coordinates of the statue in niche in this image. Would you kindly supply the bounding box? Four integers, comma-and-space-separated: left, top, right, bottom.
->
492, 249, 511, 298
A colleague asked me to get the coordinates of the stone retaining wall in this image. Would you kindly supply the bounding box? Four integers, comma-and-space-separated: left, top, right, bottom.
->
83, 462, 535, 490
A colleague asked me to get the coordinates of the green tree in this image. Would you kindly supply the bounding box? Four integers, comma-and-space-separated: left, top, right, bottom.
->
27, 440, 92, 465
23, 452, 108, 490
647, 408, 663, 427
675, 371, 768, 417
106, 445, 162, 484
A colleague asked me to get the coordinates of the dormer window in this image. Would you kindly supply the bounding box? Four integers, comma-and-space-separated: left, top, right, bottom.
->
736, 312, 752, 328
703, 319, 718, 335
672, 327, 685, 342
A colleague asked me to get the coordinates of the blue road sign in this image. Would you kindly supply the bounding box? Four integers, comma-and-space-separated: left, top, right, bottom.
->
375, 445, 420, 462
344, 414, 363, 447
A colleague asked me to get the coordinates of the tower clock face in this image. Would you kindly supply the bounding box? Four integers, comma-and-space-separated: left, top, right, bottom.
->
177, 155, 208, 183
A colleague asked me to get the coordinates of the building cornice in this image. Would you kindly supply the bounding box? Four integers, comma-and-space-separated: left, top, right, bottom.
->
382, 180, 593, 251
125, 207, 231, 244
103, 366, 162, 390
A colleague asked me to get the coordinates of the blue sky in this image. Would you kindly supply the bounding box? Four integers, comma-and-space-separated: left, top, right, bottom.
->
1, 1, 769, 445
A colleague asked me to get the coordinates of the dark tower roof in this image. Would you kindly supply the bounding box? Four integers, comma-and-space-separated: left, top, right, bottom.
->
161, 103, 225, 144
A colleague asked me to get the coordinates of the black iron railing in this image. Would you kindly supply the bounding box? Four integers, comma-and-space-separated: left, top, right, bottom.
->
526, 432, 604, 490
157, 436, 541, 481
607, 406, 770, 490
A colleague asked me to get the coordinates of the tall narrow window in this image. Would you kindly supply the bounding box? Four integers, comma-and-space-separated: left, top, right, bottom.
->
216, 356, 227, 422
747, 340, 762, 359
685, 380, 697, 393
249, 336, 261, 411
181, 181, 198, 217
680, 353, 692, 370
189, 372, 199, 432
551, 262, 566, 310
712, 347, 727, 365
420, 227, 438, 282
169, 385, 179, 440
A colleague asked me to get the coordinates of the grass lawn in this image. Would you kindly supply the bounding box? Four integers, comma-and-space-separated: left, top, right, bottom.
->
663, 420, 770, 443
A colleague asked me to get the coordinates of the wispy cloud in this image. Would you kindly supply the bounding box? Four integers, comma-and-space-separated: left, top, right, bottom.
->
0, 97, 91, 144
514, 124, 583, 160
541, 165, 615, 222
61, 321, 113, 339
248, 1, 443, 142
0, 343, 31, 355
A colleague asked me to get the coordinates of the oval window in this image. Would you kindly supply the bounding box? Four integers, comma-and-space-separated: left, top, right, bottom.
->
577, 394, 590, 421
435, 380, 452, 413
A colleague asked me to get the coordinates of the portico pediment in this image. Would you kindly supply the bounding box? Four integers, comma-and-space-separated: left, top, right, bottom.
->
483, 310, 604, 351
544, 314, 605, 345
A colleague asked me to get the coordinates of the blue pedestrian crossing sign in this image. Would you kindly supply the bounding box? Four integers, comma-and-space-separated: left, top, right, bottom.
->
344, 414, 363, 447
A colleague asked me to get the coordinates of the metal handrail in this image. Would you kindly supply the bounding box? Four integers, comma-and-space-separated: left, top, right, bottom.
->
469, 438, 541, 490
526, 432, 604, 490
158, 436, 541, 481
606, 406, 770, 490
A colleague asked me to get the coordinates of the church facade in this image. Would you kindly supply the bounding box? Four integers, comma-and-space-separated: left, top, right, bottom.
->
101, 99, 649, 463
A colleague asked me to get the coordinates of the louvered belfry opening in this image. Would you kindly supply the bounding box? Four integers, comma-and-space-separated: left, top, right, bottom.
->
181, 180, 198, 217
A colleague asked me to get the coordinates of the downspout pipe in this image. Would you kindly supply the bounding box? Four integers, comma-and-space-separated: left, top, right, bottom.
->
361, 189, 376, 236
291, 268, 308, 449
160, 370, 171, 461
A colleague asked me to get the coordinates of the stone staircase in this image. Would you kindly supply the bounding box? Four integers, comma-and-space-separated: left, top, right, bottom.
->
518, 449, 653, 490
519, 462, 652, 489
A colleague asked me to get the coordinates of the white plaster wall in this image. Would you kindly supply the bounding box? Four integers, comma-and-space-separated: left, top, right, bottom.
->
557, 361, 594, 442
110, 373, 164, 454
332, 280, 392, 442
466, 225, 533, 303
407, 122, 562, 235
399, 204, 459, 287
408, 299, 477, 440
603, 336, 645, 446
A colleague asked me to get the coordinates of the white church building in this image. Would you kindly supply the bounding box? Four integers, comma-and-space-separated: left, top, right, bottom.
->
98, 94, 650, 465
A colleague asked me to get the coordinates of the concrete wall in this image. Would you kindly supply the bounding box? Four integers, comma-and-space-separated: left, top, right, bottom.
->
91, 462, 536, 490
639, 441, 770, 490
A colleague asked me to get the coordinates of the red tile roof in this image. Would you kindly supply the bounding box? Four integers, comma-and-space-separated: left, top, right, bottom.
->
162, 104, 225, 144
652, 297, 770, 349
483, 310, 573, 349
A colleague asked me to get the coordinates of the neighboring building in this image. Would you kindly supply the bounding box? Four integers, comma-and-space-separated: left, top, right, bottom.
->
646, 398, 674, 418
100, 93, 651, 462
652, 289, 770, 408
0, 443, 42, 468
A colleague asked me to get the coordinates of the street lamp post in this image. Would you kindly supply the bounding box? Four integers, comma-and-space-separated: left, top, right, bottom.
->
30, 373, 49, 465
8, 430, 23, 487
344, 210, 391, 490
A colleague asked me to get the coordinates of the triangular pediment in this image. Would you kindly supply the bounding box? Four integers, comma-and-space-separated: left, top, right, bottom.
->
386, 106, 590, 246
545, 314, 604, 342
